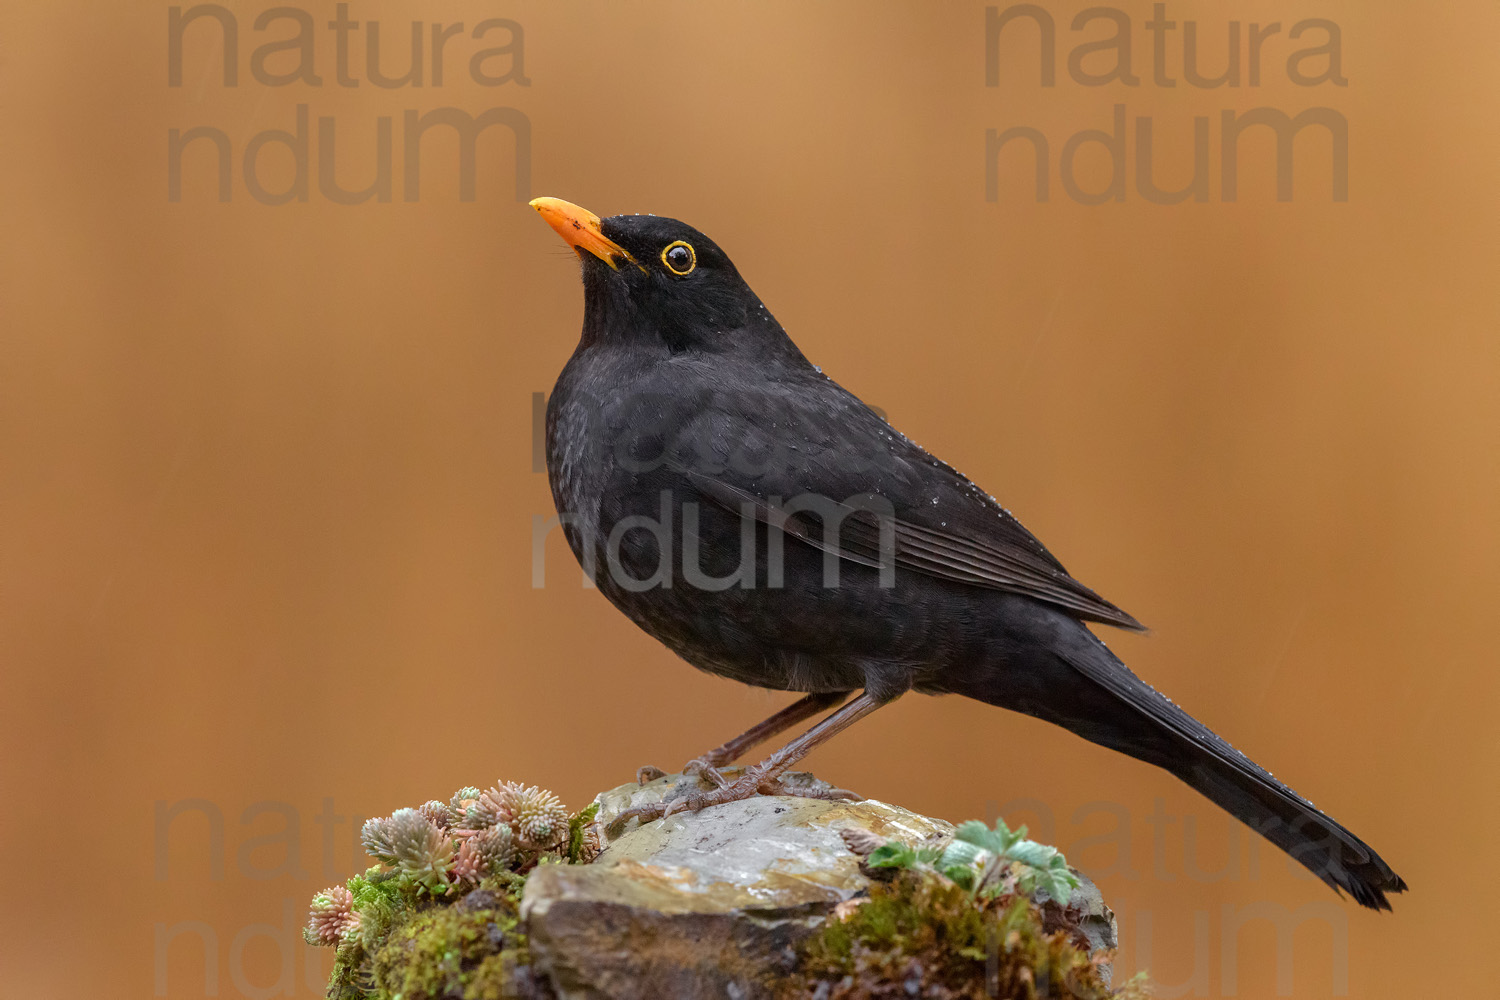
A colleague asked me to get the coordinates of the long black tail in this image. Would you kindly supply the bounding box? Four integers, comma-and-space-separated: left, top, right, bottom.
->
959, 626, 1407, 910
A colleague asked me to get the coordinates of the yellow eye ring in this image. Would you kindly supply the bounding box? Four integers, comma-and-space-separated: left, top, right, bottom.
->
661, 241, 696, 275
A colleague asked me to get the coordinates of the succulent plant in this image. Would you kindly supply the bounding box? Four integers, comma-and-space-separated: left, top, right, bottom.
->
455, 799, 500, 831
317, 776, 586, 997
451, 837, 485, 884
305, 884, 359, 946
358, 808, 458, 891
418, 799, 452, 830
473, 823, 516, 868
475, 782, 520, 824
479, 781, 569, 850
449, 786, 481, 813
360, 816, 402, 866
513, 788, 569, 850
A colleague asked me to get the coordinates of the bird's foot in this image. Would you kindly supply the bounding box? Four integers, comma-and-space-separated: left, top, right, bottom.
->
681, 755, 732, 789
606, 765, 861, 835
636, 752, 731, 788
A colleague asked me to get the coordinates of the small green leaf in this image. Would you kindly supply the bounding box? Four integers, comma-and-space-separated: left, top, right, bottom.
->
944, 863, 978, 891
1007, 840, 1061, 869
938, 838, 986, 872
867, 842, 919, 869
952, 820, 1006, 856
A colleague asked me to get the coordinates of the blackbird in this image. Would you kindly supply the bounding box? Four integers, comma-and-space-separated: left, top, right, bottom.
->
529, 197, 1406, 910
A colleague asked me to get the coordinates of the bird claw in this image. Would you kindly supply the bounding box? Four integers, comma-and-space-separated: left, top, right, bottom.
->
750, 772, 861, 802
607, 767, 864, 837
637, 758, 728, 789
661, 794, 701, 820
635, 764, 668, 785
775, 780, 862, 803
681, 757, 731, 789
610, 762, 737, 834
680, 768, 777, 812
606, 801, 669, 835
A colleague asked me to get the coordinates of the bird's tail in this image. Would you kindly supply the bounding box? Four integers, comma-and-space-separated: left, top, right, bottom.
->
955, 628, 1407, 910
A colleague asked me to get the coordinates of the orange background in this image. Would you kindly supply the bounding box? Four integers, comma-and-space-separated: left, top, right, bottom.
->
3, 2, 1495, 997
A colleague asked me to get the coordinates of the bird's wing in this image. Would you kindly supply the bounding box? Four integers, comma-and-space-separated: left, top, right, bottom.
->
685, 470, 1144, 630
671, 373, 1146, 631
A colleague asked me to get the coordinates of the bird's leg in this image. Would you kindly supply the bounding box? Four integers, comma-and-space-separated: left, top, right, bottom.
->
611, 691, 886, 834
696, 691, 853, 767
636, 691, 850, 788
681, 691, 851, 788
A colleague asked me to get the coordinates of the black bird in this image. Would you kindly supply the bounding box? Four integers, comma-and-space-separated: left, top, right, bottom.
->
529, 197, 1406, 910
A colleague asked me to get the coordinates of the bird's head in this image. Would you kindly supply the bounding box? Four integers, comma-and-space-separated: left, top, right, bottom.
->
530, 197, 798, 359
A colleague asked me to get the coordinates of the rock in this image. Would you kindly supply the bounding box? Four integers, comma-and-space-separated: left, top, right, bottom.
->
521, 770, 1117, 1000
1032, 868, 1117, 959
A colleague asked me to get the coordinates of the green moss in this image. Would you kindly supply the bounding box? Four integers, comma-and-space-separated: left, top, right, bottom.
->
324, 869, 410, 999
788, 872, 1151, 1000
349, 869, 415, 948
323, 884, 532, 999
566, 803, 600, 863
370, 894, 528, 1000
476, 868, 528, 900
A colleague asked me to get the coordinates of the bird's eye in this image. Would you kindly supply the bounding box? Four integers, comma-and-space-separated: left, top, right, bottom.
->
661, 241, 696, 276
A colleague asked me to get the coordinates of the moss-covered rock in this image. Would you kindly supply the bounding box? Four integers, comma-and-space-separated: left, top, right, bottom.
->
308, 780, 592, 1000
787, 872, 1149, 999
368, 889, 533, 1000
307, 772, 1150, 1000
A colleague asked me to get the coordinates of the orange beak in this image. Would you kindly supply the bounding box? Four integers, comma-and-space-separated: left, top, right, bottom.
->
529, 197, 640, 271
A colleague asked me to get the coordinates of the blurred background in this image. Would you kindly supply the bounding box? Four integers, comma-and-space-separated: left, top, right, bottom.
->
3, 1, 1496, 997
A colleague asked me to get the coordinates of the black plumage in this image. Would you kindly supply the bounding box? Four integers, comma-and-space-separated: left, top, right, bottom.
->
531, 198, 1406, 910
